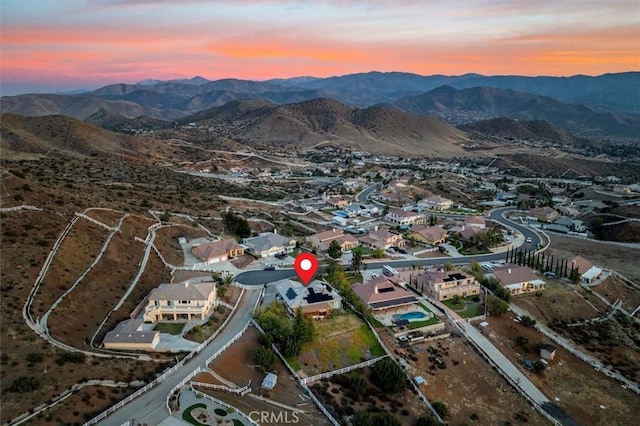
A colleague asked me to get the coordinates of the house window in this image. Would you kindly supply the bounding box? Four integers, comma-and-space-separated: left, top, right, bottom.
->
180, 300, 189, 304
167, 301, 173, 307
154, 300, 160, 307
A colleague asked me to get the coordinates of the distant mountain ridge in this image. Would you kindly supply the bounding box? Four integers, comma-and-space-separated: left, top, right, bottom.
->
2, 71, 638, 140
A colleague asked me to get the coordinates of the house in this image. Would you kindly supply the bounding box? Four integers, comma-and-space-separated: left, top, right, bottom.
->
308, 229, 359, 252
528, 207, 560, 223
191, 239, 244, 264
243, 232, 296, 258
325, 195, 351, 208
359, 228, 404, 249
465, 216, 486, 229
490, 265, 545, 295
274, 279, 342, 319
143, 281, 217, 323
539, 344, 557, 361
408, 225, 447, 246
262, 372, 277, 390
417, 269, 481, 301
102, 319, 160, 351
385, 208, 424, 226
419, 195, 453, 211
352, 275, 417, 312
570, 256, 603, 284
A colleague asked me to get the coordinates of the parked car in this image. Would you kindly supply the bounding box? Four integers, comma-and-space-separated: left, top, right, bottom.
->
526, 237, 532, 243
397, 248, 407, 254
264, 265, 276, 271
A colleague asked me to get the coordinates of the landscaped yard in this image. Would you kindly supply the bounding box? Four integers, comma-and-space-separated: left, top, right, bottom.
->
442, 296, 483, 318
154, 322, 185, 335
295, 310, 385, 376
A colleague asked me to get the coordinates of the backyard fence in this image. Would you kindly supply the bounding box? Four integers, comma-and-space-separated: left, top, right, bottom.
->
191, 381, 251, 395
166, 367, 202, 415
300, 355, 388, 384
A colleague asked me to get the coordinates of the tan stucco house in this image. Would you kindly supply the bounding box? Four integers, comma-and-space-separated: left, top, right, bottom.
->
143, 281, 217, 323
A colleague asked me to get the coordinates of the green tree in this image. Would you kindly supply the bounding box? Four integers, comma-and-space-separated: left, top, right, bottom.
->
328, 240, 343, 259
429, 214, 437, 226
346, 372, 367, 396
451, 294, 461, 305
486, 295, 509, 315
416, 416, 440, 426
432, 401, 449, 419
351, 250, 363, 273
254, 347, 276, 371
444, 262, 455, 271
373, 247, 385, 258
352, 411, 374, 426
370, 357, 407, 394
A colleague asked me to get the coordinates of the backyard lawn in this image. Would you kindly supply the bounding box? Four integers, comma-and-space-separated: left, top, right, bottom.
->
442, 296, 483, 318
295, 310, 385, 376
154, 322, 185, 335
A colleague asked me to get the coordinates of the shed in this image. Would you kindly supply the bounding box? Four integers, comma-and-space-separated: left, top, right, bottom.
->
261, 372, 277, 390
177, 236, 187, 245
540, 344, 557, 361
414, 376, 425, 385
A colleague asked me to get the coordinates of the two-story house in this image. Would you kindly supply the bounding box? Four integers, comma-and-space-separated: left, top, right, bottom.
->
143, 281, 217, 323
418, 269, 480, 301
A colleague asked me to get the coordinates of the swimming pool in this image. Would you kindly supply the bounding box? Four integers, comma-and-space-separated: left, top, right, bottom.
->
393, 311, 427, 321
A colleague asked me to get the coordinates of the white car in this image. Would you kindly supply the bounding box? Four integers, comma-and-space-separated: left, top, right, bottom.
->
526, 237, 532, 243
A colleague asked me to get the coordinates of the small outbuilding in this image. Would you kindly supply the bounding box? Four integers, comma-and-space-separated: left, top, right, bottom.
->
540, 344, 557, 361
261, 372, 277, 390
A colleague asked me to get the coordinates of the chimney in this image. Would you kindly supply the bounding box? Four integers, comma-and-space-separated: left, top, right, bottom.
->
274, 229, 277, 234
374, 285, 379, 294
185, 282, 189, 287
508, 269, 511, 274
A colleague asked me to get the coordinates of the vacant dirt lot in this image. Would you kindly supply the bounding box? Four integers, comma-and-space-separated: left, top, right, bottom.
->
311, 366, 429, 426
546, 234, 640, 283
593, 276, 640, 312
154, 224, 208, 266
513, 280, 640, 382
482, 313, 639, 426
384, 329, 548, 426
83, 208, 123, 228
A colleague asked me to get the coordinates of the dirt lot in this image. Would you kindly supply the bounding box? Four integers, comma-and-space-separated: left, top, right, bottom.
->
513, 280, 640, 382
48, 215, 154, 348
83, 208, 124, 228
482, 313, 639, 426
203, 326, 331, 425
546, 234, 640, 283
208, 326, 303, 407
310, 366, 429, 426
154, 224, 209, 265
378, 327, 548, 425
593, 276, 640, 312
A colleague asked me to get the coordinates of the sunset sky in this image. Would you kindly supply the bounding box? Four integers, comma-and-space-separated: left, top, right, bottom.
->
1, 0, 638, 95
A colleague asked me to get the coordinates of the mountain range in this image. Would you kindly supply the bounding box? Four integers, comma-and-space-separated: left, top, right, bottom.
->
2, 71, 639, 143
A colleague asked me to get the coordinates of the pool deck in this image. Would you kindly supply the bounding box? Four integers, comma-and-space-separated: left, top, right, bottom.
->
375, 305, 434, 327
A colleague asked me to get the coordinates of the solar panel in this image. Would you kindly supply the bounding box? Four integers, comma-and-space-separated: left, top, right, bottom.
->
305, 287, 333, 303
285, 288, 297, 301
370, 296, 417, 309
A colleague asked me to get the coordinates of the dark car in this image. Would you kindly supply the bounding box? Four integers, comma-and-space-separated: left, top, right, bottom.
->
264, 265, 276, 271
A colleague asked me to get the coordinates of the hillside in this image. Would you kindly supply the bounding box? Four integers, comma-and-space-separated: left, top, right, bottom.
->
459, 118, 577, 145
0, 113, 166, 159
176, 98, 470, 156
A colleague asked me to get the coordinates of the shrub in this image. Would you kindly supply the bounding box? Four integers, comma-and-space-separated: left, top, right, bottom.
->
26, 353, 44, 363
370, 358, 407, 394
7, 376, 41, 393
432, 401, 449, 419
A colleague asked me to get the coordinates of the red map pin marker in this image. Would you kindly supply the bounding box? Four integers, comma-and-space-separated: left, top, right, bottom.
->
294, 252, 319, 286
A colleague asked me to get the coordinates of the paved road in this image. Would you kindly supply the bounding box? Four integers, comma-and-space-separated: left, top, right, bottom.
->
235, 206, 543, 286
98, 289, 261, 425
461, 322, 550, 406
